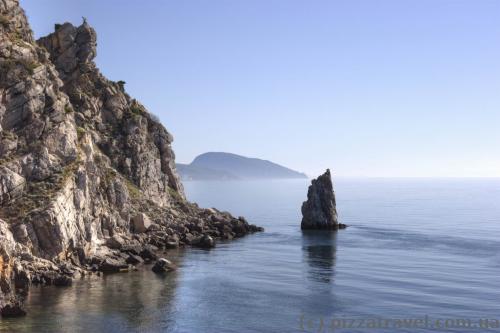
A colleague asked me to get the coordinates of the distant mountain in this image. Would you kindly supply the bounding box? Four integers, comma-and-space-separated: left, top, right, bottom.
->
176, 163, 239, 181
177, 152, 308, 180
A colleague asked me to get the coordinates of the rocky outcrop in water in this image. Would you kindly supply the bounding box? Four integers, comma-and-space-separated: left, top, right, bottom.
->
301, 169, 345, 230
0, 0, 262, 316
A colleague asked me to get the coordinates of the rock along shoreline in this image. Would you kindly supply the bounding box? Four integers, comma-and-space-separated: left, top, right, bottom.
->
0, 0, 262, 318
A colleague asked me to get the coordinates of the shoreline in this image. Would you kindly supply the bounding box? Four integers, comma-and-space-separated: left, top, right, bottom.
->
1, 201, 263, 318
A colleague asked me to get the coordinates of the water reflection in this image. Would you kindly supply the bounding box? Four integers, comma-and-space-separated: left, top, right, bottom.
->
0, 250, 185, 333
302, 230, 338, 284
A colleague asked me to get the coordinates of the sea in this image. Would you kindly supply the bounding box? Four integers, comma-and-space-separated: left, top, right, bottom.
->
1, 178, 499, 333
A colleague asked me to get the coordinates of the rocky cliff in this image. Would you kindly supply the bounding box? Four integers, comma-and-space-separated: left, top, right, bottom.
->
0, 0, 261, 316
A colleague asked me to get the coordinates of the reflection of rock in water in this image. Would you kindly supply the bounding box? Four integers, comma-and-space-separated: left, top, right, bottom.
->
302, 231, 337, 283
8, 250, 185, 333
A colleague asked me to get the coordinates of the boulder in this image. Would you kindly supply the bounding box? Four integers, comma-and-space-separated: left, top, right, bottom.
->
139, 246, 157, 262
196, 235, 216, 249
0, 301, 26, 318
231, 220, 248, 237
98, 258, 129, 273
131, 213, 152, 233
165, 239, 179, 249
121, 243, 142, 256
151, 258, 176, 274
301, 169, 345, 230
250, 225, 265, 232
126, 254, 143, 265
183, 233, 196, 245
106, 235, 125, 250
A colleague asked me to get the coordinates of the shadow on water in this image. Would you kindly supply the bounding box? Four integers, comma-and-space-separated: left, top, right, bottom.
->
301, 230, 338, 284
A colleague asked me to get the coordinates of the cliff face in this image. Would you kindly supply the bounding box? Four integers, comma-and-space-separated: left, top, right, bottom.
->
0, 0, 261, 316
37, 21, 185, 205
1, 0, 77, 313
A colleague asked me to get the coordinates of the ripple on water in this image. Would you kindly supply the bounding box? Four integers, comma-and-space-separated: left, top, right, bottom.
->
2, 179, 500, 333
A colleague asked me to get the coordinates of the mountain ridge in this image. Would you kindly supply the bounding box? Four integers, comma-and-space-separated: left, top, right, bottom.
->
177, 152, 307, 180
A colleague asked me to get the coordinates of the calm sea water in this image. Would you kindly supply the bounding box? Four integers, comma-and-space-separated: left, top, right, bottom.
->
1, 178, 500, 333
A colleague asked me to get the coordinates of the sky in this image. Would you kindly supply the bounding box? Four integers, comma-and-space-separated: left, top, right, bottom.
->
21, 0, 500, 177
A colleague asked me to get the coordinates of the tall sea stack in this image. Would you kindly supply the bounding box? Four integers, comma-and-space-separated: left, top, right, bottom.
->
301, 169, 345, 230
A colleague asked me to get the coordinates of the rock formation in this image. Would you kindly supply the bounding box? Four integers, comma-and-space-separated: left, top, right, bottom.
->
301, 169, 345, 230
0, 0, 262, 316
151, 258, 176, 274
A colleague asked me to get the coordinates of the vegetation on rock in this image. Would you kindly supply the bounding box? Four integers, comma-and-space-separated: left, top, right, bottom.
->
0, 0, 262, 317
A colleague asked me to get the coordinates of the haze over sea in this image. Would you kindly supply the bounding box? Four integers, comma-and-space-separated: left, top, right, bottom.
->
2, 178, 499, 333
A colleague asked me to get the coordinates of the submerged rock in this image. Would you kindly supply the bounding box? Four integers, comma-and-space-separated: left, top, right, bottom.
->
151, 258, 176, 274
301, 169, 346, 230
0, 300, 26, 318
53, 275, 72, 287
196, 235, 216, 249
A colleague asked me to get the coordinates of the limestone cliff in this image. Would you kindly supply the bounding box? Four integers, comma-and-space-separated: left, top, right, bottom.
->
0, 0, 261, 316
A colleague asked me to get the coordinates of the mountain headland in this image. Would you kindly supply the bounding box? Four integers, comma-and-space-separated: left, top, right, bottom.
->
177, 152, 307, 181
0, 0, 261, 316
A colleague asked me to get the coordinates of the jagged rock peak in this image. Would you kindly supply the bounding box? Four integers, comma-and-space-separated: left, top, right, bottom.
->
37, 19, 186, 203
38, 20, 97, 75
301, 169, 345, 230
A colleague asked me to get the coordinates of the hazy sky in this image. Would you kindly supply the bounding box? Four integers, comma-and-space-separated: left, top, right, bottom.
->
22, 0, 500, 177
